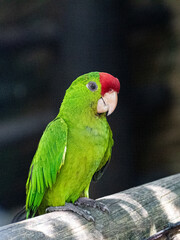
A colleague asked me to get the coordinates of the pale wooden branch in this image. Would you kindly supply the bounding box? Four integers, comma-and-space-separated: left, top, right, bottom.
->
1, 174, 180, 240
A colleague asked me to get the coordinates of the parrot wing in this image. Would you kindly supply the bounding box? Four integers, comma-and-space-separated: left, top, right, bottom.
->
26, 117, 67, 218
92, 127, 114, 182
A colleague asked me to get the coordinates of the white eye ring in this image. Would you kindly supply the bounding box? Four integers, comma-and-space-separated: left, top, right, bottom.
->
86, 81, 98, 92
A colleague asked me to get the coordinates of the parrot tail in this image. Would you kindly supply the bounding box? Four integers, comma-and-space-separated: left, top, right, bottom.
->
12, 206, 26, 223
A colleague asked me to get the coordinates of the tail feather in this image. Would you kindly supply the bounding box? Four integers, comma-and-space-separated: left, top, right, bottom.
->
12, 206, 26, 223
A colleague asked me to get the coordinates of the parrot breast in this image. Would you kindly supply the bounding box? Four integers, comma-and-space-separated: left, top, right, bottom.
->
39, 114, 110, 212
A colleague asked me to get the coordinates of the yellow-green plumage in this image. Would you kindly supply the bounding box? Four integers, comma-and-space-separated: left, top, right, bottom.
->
26, 72, 114, 218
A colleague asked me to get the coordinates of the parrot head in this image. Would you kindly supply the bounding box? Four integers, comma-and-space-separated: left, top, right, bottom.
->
60, 72, 120, 119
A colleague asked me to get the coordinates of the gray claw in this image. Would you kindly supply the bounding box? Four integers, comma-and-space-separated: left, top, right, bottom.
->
102, 205, 110, 214
97, 202, 110, 213
87, 215, 95, 222
45, 203, 95, 222
75, 197, 110, 214
46, 207, 56, 213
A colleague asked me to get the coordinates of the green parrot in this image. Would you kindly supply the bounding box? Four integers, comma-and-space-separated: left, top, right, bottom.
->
13, 72, 120, 222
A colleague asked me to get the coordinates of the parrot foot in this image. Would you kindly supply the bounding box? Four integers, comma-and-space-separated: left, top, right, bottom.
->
74, 197, 110, 213
46, 203, 95, 222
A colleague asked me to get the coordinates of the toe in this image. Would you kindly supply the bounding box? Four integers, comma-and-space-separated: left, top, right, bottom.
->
82, 209, 91, 215
46, 207, 52, 213
85, 215, 95, 222
96, 202, 110, 213
101, 204, 110, 213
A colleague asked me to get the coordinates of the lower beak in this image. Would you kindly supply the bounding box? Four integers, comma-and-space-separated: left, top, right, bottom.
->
97, 91, 118, 116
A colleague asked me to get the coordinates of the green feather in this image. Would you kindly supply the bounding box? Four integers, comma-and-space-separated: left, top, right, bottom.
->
26, 72, 114, 217
26, 117, 67, 217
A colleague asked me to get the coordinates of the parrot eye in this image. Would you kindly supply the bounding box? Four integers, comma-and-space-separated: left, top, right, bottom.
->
86, 81, 98, 92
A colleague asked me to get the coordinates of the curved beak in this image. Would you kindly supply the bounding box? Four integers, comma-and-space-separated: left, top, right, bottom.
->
97, 91, 118, 116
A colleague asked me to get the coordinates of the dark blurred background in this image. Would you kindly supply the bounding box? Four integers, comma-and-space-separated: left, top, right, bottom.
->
0, 0, 180, 226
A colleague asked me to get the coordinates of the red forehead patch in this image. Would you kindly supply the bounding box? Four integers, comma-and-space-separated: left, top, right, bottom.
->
99, 72, 120, 96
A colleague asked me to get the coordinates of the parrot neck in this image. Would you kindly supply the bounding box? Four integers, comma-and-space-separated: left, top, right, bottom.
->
58, 100, 107, 128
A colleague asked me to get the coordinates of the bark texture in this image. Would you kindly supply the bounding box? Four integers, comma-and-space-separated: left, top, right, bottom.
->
1, 174, 180, 240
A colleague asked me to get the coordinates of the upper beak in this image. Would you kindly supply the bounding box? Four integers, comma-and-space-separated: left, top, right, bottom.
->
97, 91, 118, 116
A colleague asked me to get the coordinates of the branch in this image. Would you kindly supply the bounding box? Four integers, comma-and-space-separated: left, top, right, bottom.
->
1, 174, 180, 240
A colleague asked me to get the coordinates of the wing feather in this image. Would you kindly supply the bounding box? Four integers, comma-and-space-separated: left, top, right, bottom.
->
93, 127, 114, 182
26, 117, 67, 218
